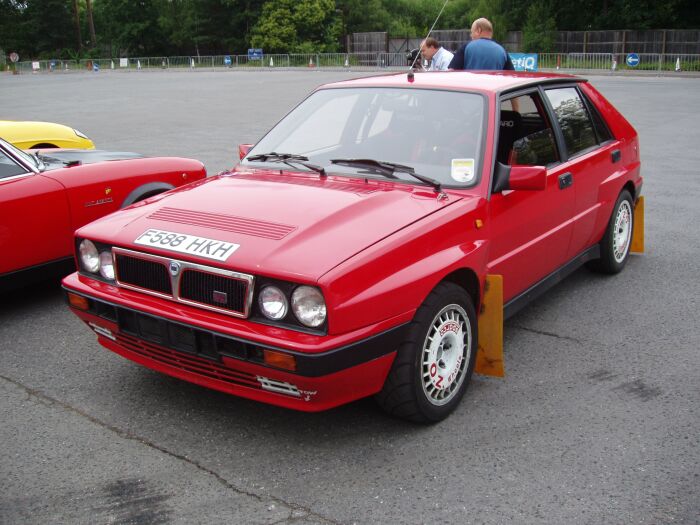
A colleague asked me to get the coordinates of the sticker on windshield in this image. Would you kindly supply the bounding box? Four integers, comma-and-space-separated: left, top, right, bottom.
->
451, 159, 475, 183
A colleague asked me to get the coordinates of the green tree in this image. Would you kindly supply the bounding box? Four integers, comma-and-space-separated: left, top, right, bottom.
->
93, 0, 165, 56
336, 0, 391, 34
468, 0, 509, 40
22, 0, 75, 57
250, 0, 339, 53
522, 0, 557, 52
0, 0, 27, 57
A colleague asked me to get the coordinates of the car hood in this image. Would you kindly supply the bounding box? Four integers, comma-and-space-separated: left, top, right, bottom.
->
82, 170, 464, 282
36, 149, 144, 171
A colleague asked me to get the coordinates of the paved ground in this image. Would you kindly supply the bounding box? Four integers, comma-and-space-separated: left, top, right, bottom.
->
1, 71, 699, 524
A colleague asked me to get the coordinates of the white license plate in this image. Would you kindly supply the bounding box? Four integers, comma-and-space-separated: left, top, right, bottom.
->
134, 229, 239, 262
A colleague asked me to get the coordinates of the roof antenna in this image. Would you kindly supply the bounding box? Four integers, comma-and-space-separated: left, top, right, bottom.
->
408, 0, 450, 82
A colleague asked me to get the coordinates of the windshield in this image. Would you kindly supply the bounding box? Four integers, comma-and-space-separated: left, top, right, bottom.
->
243, 87, 486, 188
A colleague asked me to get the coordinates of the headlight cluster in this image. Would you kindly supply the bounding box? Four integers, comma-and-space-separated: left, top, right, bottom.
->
73, 128, 89, 139
79, 239, 115, 281
77, 237, 327, 330
258, 284, 326, 328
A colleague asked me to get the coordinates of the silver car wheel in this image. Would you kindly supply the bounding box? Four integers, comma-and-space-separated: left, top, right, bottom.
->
421, 304, 471, 406
613, 200, 633, 263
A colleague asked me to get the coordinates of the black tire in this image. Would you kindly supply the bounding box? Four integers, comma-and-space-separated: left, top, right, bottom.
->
375, 282, 477, 423
588, 189, 634, 274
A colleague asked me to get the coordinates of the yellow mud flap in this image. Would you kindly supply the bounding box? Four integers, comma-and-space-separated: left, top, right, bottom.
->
631, 195, 644, 253
475, 274, 504, 377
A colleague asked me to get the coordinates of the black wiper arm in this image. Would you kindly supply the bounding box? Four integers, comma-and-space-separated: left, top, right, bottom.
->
330, 158, 400, 178
330, 158, 442, 192
247, 152, 309, 162
247, 152, 326, 177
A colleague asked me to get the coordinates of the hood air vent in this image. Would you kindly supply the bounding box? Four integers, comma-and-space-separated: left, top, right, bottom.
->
148, 207, 297, 240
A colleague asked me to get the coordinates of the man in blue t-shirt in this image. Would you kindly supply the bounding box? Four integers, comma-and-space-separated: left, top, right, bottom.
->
448, 18, 514, 71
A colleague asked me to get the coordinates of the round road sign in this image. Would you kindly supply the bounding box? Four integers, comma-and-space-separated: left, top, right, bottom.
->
10, 52, 19, 63
626, 53, 640, 67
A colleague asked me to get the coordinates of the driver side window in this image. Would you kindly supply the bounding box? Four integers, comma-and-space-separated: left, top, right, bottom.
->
497, 93, 559, 167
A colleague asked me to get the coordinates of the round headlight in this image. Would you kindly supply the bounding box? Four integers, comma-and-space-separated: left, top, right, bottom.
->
99, 251, 114, 280
291, 286, 326, 328
79, 239, 99, 273
259, 286, 288, 320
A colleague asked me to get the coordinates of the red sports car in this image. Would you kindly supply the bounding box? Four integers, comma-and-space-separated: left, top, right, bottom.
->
63, 71, 643, 423
0, 138, 206, 291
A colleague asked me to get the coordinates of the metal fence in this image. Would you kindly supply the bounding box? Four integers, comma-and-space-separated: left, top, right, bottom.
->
9, 52, 700, 75
556, 29, 700, 55
10, 53, 412, 74
539, 52, 700, 72
351, 29, 700, 55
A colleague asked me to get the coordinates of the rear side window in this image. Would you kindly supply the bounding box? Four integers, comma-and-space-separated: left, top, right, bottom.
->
545, 87, 597, 158
584, 94, 614, 143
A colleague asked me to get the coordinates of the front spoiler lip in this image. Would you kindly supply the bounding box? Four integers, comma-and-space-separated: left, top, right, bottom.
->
63, 286, 409, 378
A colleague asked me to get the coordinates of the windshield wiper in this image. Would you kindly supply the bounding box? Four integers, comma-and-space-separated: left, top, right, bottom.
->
247, 152, 326, 177
330, 158, 441, 192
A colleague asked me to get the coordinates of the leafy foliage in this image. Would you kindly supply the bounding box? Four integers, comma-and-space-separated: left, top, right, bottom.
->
522, 0, 557, 52
0, 0, 696, 59
250, 0, 340, 53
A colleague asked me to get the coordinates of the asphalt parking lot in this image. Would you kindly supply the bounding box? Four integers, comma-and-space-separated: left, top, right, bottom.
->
1, 70, 699, 524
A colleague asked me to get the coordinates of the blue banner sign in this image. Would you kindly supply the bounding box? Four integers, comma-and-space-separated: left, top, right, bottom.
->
509, 53, 538, 72
247, 48, 263, 61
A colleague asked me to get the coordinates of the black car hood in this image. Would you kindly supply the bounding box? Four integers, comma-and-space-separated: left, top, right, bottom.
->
37, 149, 144, 171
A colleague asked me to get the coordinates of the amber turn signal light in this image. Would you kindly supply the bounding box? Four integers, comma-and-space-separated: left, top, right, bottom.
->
263, 349, 297, 372
67, 292, 90, 311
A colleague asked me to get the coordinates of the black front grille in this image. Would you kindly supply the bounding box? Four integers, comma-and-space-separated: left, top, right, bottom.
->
180, 269, 247, 314
115, 307, 261, 363
115, 254, 172, 294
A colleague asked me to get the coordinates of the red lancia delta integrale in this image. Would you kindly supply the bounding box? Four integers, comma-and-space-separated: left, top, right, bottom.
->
63, 72, 643, 423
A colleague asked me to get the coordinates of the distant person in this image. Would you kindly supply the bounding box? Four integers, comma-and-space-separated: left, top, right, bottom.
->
420, 37, 454, 71
448, 18, 514, 71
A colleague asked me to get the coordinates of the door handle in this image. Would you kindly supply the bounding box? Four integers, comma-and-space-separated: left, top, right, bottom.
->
611, 149, 621, 163
558, 172, 573, 190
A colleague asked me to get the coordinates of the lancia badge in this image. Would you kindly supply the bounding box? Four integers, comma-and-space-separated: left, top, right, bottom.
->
169, 261, 181, 276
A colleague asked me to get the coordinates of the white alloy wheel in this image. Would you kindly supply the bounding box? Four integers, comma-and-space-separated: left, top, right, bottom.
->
613, 200, 633, 263
421, 304, 471, 406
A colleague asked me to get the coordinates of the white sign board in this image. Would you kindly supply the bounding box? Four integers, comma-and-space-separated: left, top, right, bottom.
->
119, 58, 128, 68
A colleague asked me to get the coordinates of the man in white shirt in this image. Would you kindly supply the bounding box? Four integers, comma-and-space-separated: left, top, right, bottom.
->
421, 37, 454, 71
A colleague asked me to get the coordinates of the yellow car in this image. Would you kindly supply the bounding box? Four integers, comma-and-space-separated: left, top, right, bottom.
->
0, 120, 95, 150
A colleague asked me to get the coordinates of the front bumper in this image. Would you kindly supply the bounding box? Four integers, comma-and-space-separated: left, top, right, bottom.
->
63, 273, 407, 411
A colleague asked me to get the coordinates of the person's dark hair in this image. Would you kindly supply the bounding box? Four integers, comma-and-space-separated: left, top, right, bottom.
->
424, 37, 440, 49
